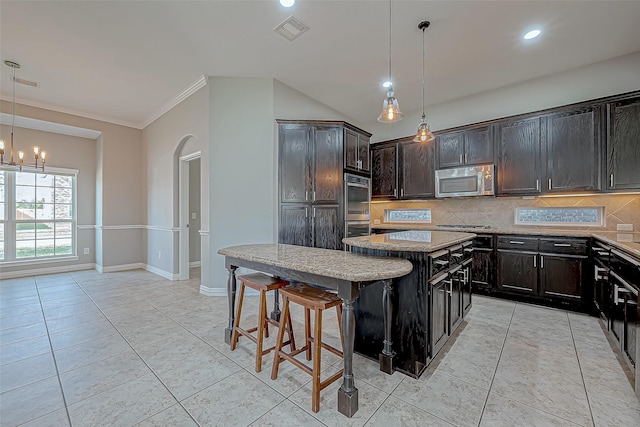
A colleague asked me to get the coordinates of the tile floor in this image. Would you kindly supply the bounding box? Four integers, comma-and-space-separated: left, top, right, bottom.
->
1, 268, 639, 427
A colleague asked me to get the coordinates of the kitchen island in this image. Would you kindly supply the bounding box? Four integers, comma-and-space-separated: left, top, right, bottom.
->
343, 230, 476, 377
217, 243, 412, 417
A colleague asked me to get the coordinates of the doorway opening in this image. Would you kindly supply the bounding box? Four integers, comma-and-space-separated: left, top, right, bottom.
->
179, 151, 201, 280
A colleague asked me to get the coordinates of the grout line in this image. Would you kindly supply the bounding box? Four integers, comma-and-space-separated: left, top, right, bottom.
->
567, 313, 597, 427
33, 275, 74, 427
476, 301, 517, 425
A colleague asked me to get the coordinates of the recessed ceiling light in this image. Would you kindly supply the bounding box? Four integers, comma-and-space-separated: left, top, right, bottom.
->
523, 29, 541, 40
280, 0, 295, 7
382, 81, 392, 88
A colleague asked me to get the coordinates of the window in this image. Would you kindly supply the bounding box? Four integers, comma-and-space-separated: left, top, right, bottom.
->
0, 168, 77, 263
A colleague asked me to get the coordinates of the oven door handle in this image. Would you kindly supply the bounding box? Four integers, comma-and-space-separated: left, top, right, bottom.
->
346, 182, 370, 189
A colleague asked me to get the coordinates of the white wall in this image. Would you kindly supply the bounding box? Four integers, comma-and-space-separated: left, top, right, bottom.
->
366, 52, 640, 142
141, 85, 209, 281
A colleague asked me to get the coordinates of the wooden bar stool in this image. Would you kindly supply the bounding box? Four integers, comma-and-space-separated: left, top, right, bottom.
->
271, 283, 343, 413
230, 273, 296, 373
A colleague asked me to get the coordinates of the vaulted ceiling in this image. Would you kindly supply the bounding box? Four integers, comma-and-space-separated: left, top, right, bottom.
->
2, 1, 640, 128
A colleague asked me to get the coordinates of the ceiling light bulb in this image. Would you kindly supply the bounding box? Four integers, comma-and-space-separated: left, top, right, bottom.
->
280, 0, 295, 7
523, 29, 541, 40
382, 81, 392, 88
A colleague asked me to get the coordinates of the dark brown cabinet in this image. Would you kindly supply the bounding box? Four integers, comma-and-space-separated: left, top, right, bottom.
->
399, 139, 435, 198
371, 143, 398, 198
471, 235, 494, 290
607, 98, 640, 190
372, 137, 435, 200
278, 121, 366, 250
545, 106, 601, 193
435, 126, 493, 169
497, 117, 543, 195
430, 272, 449, 357
497, 235, 588, 302
345, 128, 371, 174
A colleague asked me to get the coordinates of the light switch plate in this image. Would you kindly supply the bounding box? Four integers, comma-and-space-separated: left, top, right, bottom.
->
191, 212, 197, 220
373, 219, 381, 225
617, 223, 634, 231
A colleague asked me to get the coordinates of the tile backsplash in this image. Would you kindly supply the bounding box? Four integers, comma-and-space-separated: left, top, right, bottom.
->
371, 194, 640, 232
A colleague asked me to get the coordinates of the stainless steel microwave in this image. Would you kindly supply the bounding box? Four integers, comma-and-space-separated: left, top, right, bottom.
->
435, 164, 495, 198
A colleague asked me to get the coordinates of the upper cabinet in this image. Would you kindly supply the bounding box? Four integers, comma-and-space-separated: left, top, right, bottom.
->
372, 137, 435, 199
344, 127, 372, 174
371, 143, 398, 198
497, 117, 543, 195
435, 126, 494, 169
545, 105, 601, 193
279, 124, 311, 203
607, 98, 640, 190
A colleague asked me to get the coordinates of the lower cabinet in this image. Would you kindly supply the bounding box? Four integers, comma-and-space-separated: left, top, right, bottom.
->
279, 204, 343, 250
430, 272, 449, 357
496, 236, 589, 305
461, 258, 473, 316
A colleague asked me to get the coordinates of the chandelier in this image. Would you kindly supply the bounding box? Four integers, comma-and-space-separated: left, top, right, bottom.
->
0, 61, 46, 171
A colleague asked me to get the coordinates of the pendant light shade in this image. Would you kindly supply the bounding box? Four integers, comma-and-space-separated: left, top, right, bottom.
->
378, 0, 404, 123
413, 20, 434, 142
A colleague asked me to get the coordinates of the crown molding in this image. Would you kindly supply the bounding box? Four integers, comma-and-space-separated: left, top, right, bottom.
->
140, 74, 208, 129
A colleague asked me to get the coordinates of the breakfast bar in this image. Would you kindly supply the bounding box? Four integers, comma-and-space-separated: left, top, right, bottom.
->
217, 243, 413, 417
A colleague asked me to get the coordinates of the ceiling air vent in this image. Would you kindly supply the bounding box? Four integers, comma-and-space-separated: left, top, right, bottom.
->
274, 15, 309, 41
12, 77, 39, 88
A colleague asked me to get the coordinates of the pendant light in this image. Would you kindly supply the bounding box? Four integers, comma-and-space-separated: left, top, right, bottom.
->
0, 61, 47, 171
414, 20, 434, 143
378, 0, 404, 123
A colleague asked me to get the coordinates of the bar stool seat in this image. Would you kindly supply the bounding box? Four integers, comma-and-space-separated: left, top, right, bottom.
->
271, 283, 343, 413
230, 273, 296, 373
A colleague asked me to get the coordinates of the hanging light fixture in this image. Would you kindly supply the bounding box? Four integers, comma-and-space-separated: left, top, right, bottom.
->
378, 0, 404, 123
414, 21, 434, 143
0, 61, 46, 171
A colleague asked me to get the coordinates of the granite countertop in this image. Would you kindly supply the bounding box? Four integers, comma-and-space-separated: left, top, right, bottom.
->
370, 224, 640, 258
343, 230, 476, 252
218, 243, 413, 282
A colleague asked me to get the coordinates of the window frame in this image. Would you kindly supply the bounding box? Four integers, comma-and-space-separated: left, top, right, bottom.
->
0, 166, 78, 264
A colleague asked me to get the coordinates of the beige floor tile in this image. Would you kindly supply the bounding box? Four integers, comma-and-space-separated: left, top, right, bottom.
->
480, 391, 585, 426
365, 395, 455, 427
67, 373, 177, 427
0, 352, 57, 393
137, 404, 198, 427
0, 334, 51, 365
0, 310, 44, 330
250, 399, 326, 427
54, 333, 132, 373
0, 376, 65, 427
18, 408, 70, 427
182, 370, 285, 426
0, 321, 48, 345
48, 317, 118, 350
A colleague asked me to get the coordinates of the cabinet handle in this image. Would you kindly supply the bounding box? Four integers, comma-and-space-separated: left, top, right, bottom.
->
393, 188, 397, 198
533, 256, 536, 268
610, 174, 614, 187
548, 178, 552, 190
312, 191, 316, 202
536, 179, 540, 191
400, 188, 404, 198
305, 191, 308, 201
313, 207, 316, 218
460, 154, 463, 164
553, 243, 571, 247
540, 255, 544, 269
509, 241, 525, 245
305, 207, 308, 218
465, 153, 468, 164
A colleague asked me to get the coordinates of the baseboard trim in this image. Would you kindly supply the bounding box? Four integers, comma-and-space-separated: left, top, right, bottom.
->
0, 263, 96, 279
199, 286, 227, 296
189, 261, 201, 268
98, 263, 144, 273
144, 264, 179, 281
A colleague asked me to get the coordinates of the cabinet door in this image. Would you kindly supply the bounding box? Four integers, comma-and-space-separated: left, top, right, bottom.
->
450, 271, 463, 331
313, 126, 342, 203
399, 140, 434, 198
497, 117, 542, 195
607, 98, 640, 190
371, 144, 397, 198
471, 248, 493, 289
279, 204, 310, 247
279, 125, 310, 203
436, 131, 464, 169
344, 128, 359, 171
546, 107, 600, 192
430, 274, 449, 357
497, 250, 538, 294
464, 126, 494, 166
359, 134, 371, 173
461, 261, 473, 317
539, 254, 584, 300
311, 205, 342, 250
